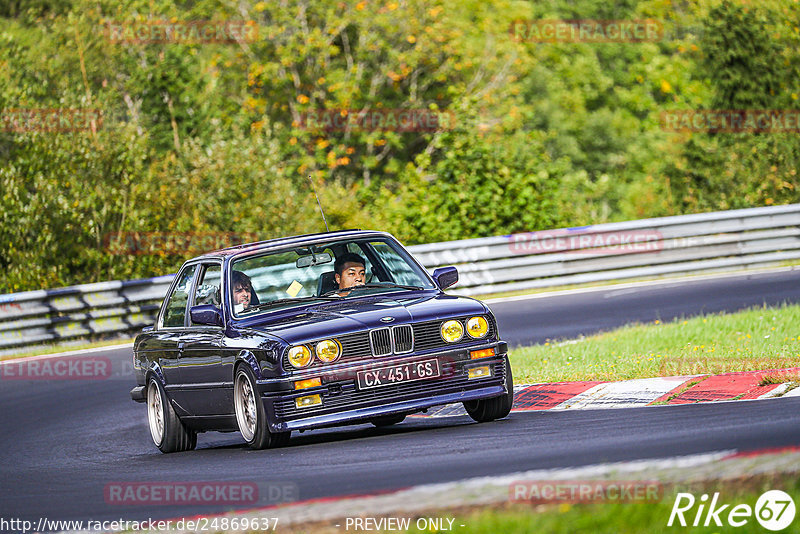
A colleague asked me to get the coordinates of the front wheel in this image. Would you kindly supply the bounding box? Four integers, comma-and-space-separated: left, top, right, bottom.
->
234, 366, 290, 449
147, 377, 197, 453
463, 358, 514, 423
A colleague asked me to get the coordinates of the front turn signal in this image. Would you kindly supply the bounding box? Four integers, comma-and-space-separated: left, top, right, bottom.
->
294, 377, 322, 390
470, 348, 495, 360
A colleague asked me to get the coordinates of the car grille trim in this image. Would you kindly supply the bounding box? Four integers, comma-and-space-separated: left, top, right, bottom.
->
368, 325, 414, 356
391, 324, 413, 354
369, 327, 392, 356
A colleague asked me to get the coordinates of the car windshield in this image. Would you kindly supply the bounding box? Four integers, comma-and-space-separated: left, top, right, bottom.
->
229, 237, 435, 317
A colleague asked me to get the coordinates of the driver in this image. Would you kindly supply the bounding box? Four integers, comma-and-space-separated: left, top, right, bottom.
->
334, 252, 366, 296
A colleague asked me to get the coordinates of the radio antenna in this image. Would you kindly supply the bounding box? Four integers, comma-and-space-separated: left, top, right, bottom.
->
307, 174, 329, 232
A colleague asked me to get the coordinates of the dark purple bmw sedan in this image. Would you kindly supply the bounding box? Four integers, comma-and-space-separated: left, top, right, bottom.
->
131, 230, 512, 453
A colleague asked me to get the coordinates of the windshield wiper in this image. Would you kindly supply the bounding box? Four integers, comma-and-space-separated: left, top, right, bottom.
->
346, 282, 424, 292
244, 295, 341, 312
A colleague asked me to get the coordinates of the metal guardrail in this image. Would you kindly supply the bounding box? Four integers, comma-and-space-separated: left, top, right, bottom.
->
1, 204, 799, 351
417, 203, 800, 296
0, 276, 174, 351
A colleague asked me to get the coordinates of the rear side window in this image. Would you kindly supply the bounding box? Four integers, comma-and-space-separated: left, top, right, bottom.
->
194, 264, 222, 306
162, 265, 198, 328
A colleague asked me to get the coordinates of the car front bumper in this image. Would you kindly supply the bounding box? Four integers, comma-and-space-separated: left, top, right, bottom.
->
259, 341, 509, 433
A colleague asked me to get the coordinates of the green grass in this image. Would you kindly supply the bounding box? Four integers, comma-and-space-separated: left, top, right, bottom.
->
400, 481, 800, 534
394, 478, 800, 534
508, 303, 800, 384
276, 476, 800, 534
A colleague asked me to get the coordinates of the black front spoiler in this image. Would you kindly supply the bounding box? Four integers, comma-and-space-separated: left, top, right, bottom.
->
130, 385, 146, 403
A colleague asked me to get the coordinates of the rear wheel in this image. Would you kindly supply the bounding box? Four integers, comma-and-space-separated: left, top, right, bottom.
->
370, 414, 406, 427
234, 366, 290, 449
147, 377, 197, 453
463, 358, 514, 423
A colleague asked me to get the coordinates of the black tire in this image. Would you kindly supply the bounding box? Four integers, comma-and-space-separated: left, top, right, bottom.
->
370, 414, 406, 427
463, 358, 514, 423
234, 365, 290, 449
146, 377, 197, 453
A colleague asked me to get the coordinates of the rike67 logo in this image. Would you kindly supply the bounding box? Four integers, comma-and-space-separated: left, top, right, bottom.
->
668, 490, 796, 531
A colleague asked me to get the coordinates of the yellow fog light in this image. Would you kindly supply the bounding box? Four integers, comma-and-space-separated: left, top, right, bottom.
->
470, 347, 495, 360
467, 366, 492, 380
288, 345, 312, 369
295, 394, 322, 409
466, 316, 489, 338
315, 339, 341, 363
441, 320, 464, 343
294, 377, 321, 390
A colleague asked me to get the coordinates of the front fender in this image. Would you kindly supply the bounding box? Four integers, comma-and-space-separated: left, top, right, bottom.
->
235, 350, 262, 380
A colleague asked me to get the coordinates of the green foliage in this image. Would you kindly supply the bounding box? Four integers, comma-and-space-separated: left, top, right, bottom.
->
701, 2, 788, 110
665, 0, 800, 213
383, 125, 584, 243
0, 0, 798, 292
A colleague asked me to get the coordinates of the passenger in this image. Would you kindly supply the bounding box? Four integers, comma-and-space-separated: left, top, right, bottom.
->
334, 252, 366, 296
232, 270, 256, 312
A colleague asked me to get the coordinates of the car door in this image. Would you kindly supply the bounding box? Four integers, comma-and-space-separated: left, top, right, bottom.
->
178, 262, 230, 415
155, 263, 199, 416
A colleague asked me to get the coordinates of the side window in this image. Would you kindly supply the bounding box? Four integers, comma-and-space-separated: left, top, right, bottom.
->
194, 264, 222, 308
162, 265, 198, 328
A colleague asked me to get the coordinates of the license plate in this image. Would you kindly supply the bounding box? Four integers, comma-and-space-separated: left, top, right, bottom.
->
357, 359, 441, 389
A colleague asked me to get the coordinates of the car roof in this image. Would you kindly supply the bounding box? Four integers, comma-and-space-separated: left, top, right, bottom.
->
194, 229, 393, 261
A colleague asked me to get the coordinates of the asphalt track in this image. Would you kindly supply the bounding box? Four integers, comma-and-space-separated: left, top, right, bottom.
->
2, 269, 800, 528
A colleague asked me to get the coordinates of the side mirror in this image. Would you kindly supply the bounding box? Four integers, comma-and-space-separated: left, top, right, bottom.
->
432, 266, 459, 290
190, 305, 223, 327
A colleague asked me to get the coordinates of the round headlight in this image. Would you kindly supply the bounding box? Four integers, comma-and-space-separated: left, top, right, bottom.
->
315, 339, 341, 363
441, 320, 464, 343
466, 316, 489, 338
287, 345, 312, 368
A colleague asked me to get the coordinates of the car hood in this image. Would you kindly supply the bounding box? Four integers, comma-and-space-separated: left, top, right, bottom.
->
239, 293, 487, 345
